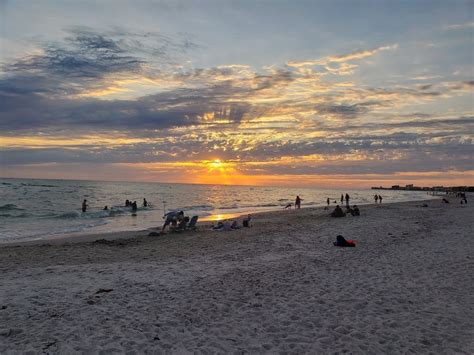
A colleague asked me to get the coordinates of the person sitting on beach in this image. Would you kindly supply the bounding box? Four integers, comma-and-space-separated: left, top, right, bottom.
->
230, 221, 241, 229
330, 205, 345, 217
284, 203, 292, 209
82, 199, 88, 213
162, 210, 184, 232
351, 205, 360, 216
174, 216, 190, 230
243, 214, 252, 227
212, 221, 224, 230
212, 221, 233, 231
333, 235, 356, 247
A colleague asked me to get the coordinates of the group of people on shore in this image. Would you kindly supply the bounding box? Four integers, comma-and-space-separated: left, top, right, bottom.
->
374, 194, 383, 203
81, 198, 150, 213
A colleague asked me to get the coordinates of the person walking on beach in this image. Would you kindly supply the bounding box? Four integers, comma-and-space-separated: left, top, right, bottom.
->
345, 193, 350, 207
82, 199, 88, 213
326, 197, 330, 209
378, 195, 383, 204
341, 194, 344, 204
295, 195, 302, 209
374, 194, 379, 203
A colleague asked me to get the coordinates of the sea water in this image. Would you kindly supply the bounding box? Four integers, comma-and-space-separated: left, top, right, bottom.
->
0, 177, 437, 243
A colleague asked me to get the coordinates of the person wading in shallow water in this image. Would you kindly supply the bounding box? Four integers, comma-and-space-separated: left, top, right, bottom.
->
82, 199, 88, 213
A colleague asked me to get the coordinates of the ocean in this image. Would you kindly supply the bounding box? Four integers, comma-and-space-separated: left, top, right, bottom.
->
0, 177, 437, 243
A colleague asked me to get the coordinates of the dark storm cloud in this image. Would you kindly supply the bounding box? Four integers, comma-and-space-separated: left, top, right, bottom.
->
7, 30, 144, 81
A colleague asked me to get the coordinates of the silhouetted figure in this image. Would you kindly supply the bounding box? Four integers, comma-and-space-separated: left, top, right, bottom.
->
284, 203, 292, 209
330, 205, 346, 217
341, 194, 344, 204
326, 197, 330, 209
345, 193, 350, 207
82, 199, 88, 213
243, 214, 252, 227
295, 195, 303, 209
374, 194, 379, 203
125, 199, 130, 207
442, 198, 450, 204
162, 211, 184, 232
143, 198, 148, 207
103, 206, 108, 210
132, 201, 138, 213
351, 205, 360, 216
333, 235, 356, 247
378, 195, 383, 204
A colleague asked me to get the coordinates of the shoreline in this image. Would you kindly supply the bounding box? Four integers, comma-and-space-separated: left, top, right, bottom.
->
1, 198, 439, 247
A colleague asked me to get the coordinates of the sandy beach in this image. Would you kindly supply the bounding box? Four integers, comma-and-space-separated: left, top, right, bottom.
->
1, 198, 473, 353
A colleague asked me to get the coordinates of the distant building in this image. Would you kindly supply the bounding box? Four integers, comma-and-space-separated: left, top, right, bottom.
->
391, 185, 400, 189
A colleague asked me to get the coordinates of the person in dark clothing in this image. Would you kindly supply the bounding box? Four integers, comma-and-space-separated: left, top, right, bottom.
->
325, 197, 330, 209
125, 199, 130, 207
378, 195, 383, 203
131, 201, 138, 212
351, 205, 360, 216
333, 235, 356, 247
330, 205, 346, 217
143, 198, 148, 207
82, 199, 88, 213
345, 193, 350, 207
295, 195, 303, 209
341, 194, 344, 204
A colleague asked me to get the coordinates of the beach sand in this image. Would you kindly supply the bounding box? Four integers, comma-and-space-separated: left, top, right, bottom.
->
0, 198, 473, 353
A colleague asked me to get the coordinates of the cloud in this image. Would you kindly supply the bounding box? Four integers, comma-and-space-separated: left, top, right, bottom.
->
1, 29, 473, 181
286, 44, 398, 68
443, 21, 474, 30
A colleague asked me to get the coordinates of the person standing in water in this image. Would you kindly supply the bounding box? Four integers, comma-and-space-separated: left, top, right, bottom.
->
341, 194, 344, 204
295, 195, 303, 209
374, 194, 379, 203
143, 198, 148, 207
345, 193, 350, 207
82, 199, 88, 213
378, 195, 383, 204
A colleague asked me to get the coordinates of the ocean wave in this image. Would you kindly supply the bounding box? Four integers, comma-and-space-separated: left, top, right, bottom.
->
0, 212, 31, 218
20, 183, 58, 188
0, 203, 24, 211
180, 204, 214, 211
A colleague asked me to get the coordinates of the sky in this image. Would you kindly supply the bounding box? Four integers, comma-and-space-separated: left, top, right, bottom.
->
0, 0, 473, 187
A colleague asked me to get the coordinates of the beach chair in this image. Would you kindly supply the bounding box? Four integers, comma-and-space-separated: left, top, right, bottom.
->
187, 216, 198, 230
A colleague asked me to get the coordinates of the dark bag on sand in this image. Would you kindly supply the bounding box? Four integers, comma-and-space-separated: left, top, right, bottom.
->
333, 235, 356, 247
